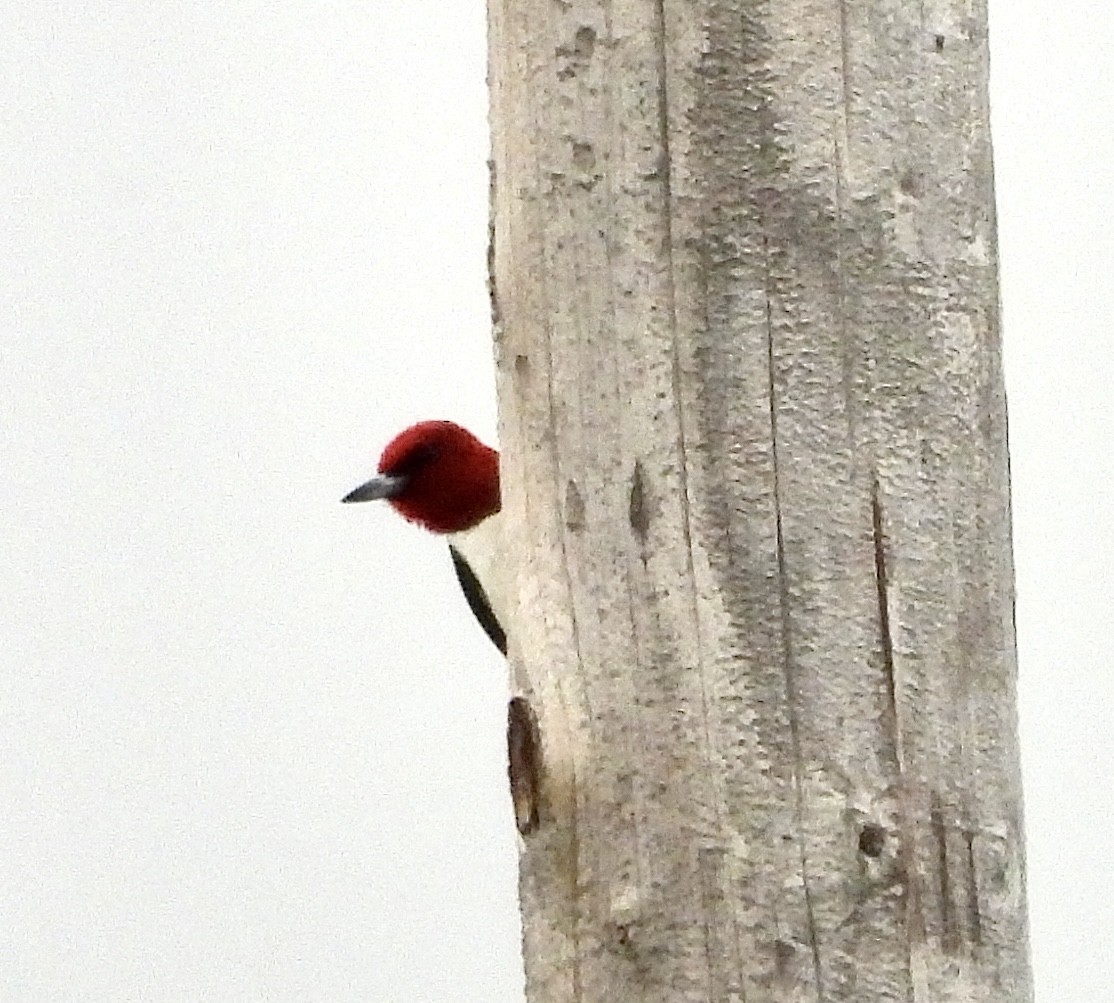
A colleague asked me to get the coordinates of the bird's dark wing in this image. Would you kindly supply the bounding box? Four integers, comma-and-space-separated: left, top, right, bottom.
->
448, 544, 507, 656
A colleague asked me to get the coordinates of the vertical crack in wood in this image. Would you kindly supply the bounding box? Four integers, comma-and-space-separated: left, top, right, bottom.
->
832, 129, 856, 445
831, 7, 855, 448
871, 481, 900, 769
931, 792, 960, 953
765, 272, 824, 994
555, 501, 585, 1002
697, 847, 718, 1000
537, 204, 586, 1002
836, 0, 854, 128
651, 0, 674, 217
628, 460, 650, 547
871, 479, 921, 990
834, 0, 858, 457
619, 453, 653, 930
964, 828, 984, 946
487, 157, 501, 328
619, 459, 650, 909
652, 0, 698, 584
651, 0, 744, 991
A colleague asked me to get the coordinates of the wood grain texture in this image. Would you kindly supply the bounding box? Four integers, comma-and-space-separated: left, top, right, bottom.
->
488, 1, 1030, 1000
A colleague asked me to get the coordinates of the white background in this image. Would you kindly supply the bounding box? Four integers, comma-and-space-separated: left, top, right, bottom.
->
2, 3, 1109, 1000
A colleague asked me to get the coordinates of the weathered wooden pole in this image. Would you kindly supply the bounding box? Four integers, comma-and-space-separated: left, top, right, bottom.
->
489, 1, 1031, 1000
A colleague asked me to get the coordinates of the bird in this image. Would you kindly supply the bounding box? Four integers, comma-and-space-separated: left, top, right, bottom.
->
342, 420, 508, 655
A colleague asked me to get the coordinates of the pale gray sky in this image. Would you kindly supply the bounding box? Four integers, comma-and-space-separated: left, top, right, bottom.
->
1, 3, 1109, 1001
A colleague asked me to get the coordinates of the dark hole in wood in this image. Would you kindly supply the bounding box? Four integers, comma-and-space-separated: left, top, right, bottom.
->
507, 697, 541, 835
859, 824, 886, 857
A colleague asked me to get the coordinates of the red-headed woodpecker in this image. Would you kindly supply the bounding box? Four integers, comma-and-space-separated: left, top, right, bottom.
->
342, 420, 507, 655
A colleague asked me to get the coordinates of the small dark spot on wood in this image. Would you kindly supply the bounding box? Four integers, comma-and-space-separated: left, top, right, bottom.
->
555, 26, 596, 81
514, 354, 530, 379
507, 697, 542, 835
629, 460, 650, 541
572, 141, 595, 171
859, 823, 886, 858
565, 480, 585, 531
774, 939, 795, 975
898, 170, 922, 197
574, 25, 596, 59
572, 142, 598, 190
935, 34, 945, 52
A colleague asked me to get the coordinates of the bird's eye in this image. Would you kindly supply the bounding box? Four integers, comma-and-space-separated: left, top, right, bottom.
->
388, 443, 440, 477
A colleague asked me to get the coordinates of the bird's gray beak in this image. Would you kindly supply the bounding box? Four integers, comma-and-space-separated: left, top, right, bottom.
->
341, 473, 407, 504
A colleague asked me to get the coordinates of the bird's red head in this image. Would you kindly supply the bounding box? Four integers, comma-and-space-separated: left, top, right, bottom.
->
357, 420, 501, 534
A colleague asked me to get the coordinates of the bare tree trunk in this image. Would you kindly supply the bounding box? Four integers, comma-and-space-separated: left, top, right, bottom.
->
488, 1, 1031, 1000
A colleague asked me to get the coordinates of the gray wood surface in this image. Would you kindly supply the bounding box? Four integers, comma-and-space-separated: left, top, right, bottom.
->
489, 2, 1030, 999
